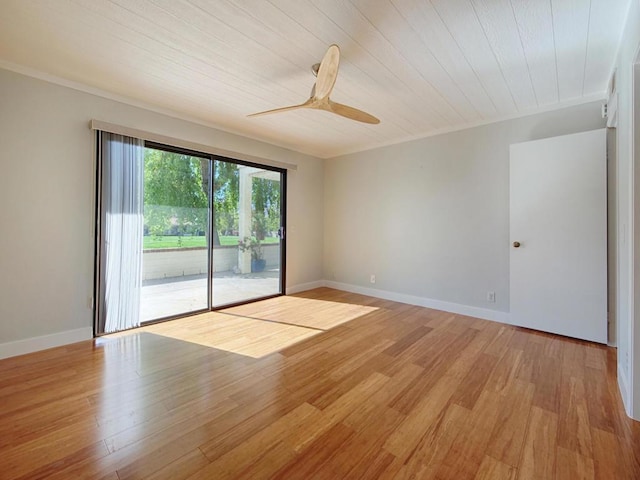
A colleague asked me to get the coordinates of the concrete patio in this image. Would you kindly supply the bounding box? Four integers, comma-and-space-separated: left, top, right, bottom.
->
140, 269, 281, 322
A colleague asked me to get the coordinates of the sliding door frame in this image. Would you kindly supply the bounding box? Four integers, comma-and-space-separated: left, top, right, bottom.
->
208, 152, 287, 310
93, 136, 287, 335
93, 132, 103, 337
140, 141, 213, 327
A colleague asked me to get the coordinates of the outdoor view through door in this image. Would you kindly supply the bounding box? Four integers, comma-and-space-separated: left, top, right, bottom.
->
140, 146, 210, 321
95, 132, 285, 334
211, 160, 283, 307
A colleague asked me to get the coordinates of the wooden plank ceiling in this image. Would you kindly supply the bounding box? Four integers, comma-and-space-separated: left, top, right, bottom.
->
0, 0, 630, 158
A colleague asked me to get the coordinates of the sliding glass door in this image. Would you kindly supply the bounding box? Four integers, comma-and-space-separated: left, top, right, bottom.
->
212, 161, 284, 307
140, 145, 211, 322
95, 132, 286, 335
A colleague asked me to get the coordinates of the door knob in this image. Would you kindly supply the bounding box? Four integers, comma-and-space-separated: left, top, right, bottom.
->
513, 241, 521, 248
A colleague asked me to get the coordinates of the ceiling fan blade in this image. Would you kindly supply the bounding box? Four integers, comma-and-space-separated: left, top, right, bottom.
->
247, 100, 310, 118
314, 44, 340, 100
248, 44, 380, 125
327, 100, 380, 124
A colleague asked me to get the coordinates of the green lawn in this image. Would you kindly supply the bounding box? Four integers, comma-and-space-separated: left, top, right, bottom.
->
143, 235, 279, 249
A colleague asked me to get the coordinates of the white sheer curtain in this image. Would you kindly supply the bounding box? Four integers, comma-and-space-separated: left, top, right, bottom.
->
100, 132, 144, 333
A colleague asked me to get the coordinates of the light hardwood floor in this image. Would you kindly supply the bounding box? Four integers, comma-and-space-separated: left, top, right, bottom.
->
0, 288, 638, 479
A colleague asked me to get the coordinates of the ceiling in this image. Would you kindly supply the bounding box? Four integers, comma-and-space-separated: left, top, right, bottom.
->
0, 0, 631, 158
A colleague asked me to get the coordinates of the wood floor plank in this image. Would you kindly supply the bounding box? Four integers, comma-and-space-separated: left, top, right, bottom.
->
269, 422, 356, 480
590, 427, 636, 480
474, 455, 517, 480
2, 421, 111, 479
514, 338, 543, 383
343, 362, 423, 429
388, 328, 477, 415
0, 288, 637, 480
484, 348, 523, 395
450, 352, 500, 410
561, 340, 587, 380
557, 376, 593, 458
435, 389, 505, 479
487, 379, 535, 467
189, 403, 318, 479
584, 344, 607, 371
382, 325, 434, 357
351, 448, 397, 480
555, 446, 595, 480
307, 352, 394, 410
114, 405, 242, 480
584, 365, 618, 433
483, 325, 516, 358
393, 402, 470, 478
0, 396, 94, 449
144, 449, 210, 480
531, 354, 561, 413
285, 371, 391, 452
308, 406, 404, 478
9, 441, 109, 480
384, 371, 464, 460
104, 397, 238, 455
518, 406, 558, 480
195, 388, 307, 462
508, 329, 531, 350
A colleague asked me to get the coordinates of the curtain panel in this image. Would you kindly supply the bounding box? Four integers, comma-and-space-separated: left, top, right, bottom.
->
97, 132, 145, 334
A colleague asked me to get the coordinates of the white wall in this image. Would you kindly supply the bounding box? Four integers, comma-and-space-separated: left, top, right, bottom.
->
324, 102, 605, 322
0, 68, 324, 356
612, 0, 640, 419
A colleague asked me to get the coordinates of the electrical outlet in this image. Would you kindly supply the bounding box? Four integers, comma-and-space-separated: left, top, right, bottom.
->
370, 274, 376, 284
487, 291, 496, 303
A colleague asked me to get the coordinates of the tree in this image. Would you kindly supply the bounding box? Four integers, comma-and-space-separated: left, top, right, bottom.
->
252, 177, 281, 240
213, 160, 239, 239
144, 152, 281, 244
144, 149, 208, 238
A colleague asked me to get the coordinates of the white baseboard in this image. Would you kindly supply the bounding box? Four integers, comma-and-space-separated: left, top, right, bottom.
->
286, 280, 327, 295
323, 281, 511, 324
617, 364, 633, 418
0, 327, 93, 360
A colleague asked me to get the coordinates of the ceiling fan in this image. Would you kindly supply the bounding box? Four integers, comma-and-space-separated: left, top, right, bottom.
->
248, 44, 380, 124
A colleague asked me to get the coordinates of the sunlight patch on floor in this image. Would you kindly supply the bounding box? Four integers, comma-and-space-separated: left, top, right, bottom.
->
114, 296, 379, 358
220, 296, 379, 330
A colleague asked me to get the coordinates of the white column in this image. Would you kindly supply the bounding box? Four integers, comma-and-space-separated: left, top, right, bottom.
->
238, 166, 253, 274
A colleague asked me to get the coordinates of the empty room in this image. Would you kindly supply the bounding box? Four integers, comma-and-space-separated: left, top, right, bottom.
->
1, 0, 639, 478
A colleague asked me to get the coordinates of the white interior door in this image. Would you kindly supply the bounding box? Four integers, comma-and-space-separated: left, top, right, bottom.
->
510, 129, 607, 344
